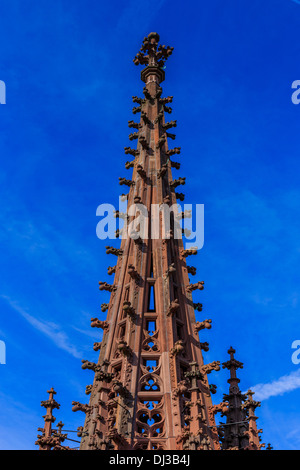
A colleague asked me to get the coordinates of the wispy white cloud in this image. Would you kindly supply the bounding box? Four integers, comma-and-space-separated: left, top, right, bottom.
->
249, 369, 300, 401
251, 294, 274, 306
1, 295, 82, 359
72, 325, 102, 340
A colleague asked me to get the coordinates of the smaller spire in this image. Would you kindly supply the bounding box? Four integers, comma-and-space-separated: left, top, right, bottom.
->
56, 421, 64, 434
221, 348, 249, 450
36, 388, 69, 450
36, 388, 59, 450
222, 346, 244, 382
243, 390, 264, 450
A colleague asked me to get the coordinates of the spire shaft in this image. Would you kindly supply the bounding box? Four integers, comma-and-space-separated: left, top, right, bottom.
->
77, 33, 221, 451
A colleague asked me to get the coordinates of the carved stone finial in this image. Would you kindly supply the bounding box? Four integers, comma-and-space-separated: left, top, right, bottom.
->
90, 318, 109, 330
81, 359, 97, 371
173, 379, 190, 398
187, 265, 196, 276
117, 339, 133, 358
186, 281, 204, 293
99, 281, 116, 293
128, 264, 139, 280
133, 32, 173, 70
167, 298, 180, 317
170, 340, 184, 357
193, 302, 203, 312
119, 176, 135, 187
105, 246, 123, 256
111, 379, 130, 398
165, 263, 176, 277
195, 319, 212, 332
175, 192, 185, 201
222, 346, 244, 380
157, 163, 168, 179
101, 303, 109, 312
166, 147, 181, 157
122, 301, 137, 321
169, 177, 186, 189
72, 401, 92, 414
136, 164, 146, 179
107, 265, 116, 275
181, 247, 198, 258
93, 342, 102, 352
200, 361, 221, 375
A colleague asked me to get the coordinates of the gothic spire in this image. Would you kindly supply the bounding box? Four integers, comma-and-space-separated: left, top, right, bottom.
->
75, 32, 222, 450
35, 388, 69, 450
243, 390, 265, 450
221, 347, 249, 450
35, 32, 267, 452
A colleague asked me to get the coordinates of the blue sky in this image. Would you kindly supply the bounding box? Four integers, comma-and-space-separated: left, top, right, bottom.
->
0, 0, 300, 450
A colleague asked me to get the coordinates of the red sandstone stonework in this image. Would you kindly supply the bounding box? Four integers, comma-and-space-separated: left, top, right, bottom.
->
36, 33, 268, 452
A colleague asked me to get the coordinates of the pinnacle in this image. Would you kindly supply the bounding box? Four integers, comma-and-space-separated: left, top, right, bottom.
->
147, 32, 160, 42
